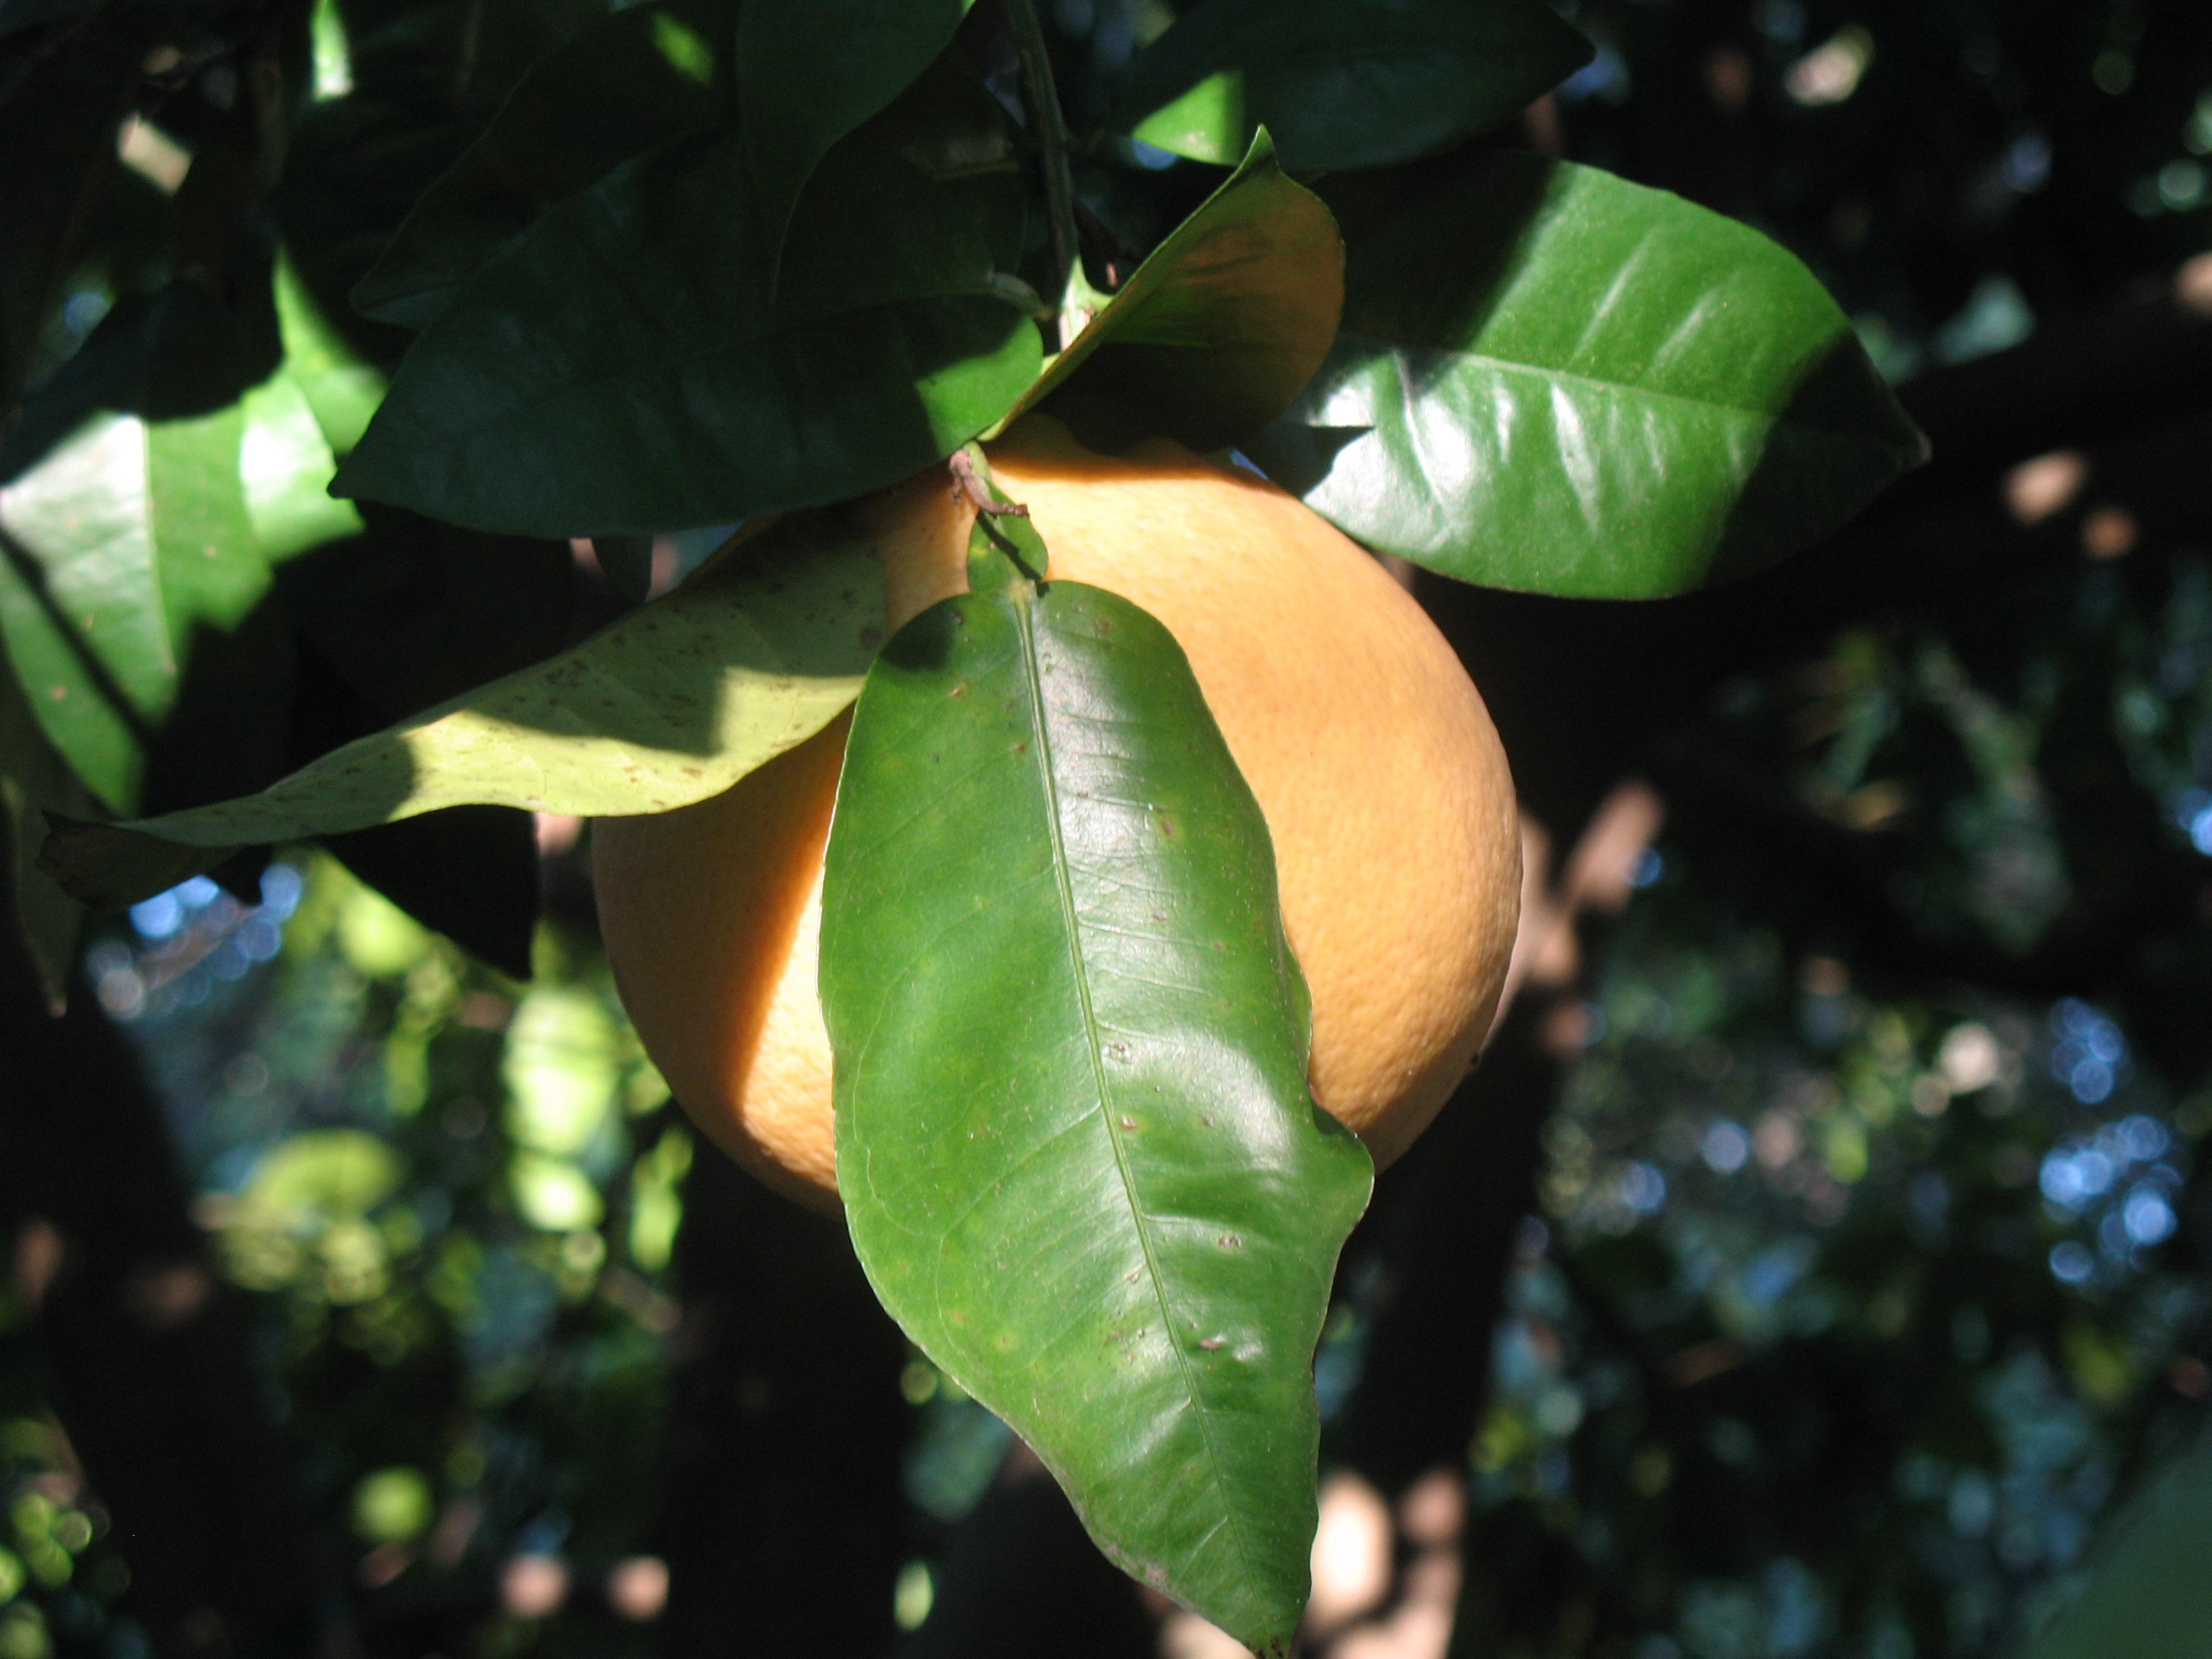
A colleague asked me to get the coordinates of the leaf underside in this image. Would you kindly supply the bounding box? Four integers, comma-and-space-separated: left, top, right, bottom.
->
1012, 133, 1344, 454
39, 515, 884, 909
823, 513, 1371, 1654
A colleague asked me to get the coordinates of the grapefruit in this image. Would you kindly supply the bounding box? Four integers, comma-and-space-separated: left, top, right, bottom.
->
593, 418, 1521, 1211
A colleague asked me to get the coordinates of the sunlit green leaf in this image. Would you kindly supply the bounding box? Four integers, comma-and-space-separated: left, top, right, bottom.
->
274, 258, 384, 457
823, 502, 1372, 1654
240, 372, 365, 558
351, 0, 729, 330
335, 65, 1039, 536
1246, 149, 1928, 598
734, 0, 971, 278
0, 410, 246, 811
1013, 133, 1341, 452
0, 268, 381, 817
39, 513, 885, 907
1110, 0, 1592, 172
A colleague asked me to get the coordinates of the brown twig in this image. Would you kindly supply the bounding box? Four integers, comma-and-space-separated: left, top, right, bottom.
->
949, 448, 1030, 518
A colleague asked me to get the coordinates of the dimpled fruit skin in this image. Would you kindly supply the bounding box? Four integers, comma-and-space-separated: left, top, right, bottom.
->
592, 417, 1521, 1213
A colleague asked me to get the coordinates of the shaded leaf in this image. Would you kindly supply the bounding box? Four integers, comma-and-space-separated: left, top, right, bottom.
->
2025, 1413, 2212, 1659
823, 505, 1370, 1654
279, 509, 570, 725
0, 269, 376, 815
40, 513, 884, 907
275, 258, 385, 457
1013, 134, 1341, 452
1246, 149, 1928, 598
274, 92, 487, 372
0, 410, 253, 812
0, 644, 92, 1010
335, 65, 1039, 535
734, 0, 971, 278
0, 277, 279, 485
1110, 0, 1592, 173
325, 806, 540, 980
351, 0, 729, 330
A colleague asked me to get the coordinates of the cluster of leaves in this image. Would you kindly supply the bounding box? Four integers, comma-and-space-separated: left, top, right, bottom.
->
0, 0, 1933, 1642
78, 855, 683, 1653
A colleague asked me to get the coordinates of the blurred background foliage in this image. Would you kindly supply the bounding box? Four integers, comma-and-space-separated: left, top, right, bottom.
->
4, 0, 2212, 1658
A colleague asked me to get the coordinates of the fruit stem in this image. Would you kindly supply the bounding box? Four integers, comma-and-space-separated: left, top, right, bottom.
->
1003, 0, 1092, 349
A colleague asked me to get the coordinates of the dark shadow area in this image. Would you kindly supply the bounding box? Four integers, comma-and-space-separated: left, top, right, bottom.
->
0, 930, 327, 1657
660, 1141, 912, 1659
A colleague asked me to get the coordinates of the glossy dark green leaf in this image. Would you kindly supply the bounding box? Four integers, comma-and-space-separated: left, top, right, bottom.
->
343, 0, 605, 110
1110, 0, 1592, 173
274, 93, 484, 372
822, 504, 1372, 1654
334, 66, 1040, 536
351, 0, 729, 330
1245, 149, 1928, 598
734, 0, 971, 277
40, 513, 883, 908
1012, 134, 1342, 453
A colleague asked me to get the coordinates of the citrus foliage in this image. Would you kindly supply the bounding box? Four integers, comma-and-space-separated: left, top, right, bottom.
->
0, 0, 1936, 1637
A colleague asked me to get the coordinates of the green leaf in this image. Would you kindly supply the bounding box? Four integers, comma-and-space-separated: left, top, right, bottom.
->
822, 505, 1372, 1654
1012, 134, 1342, 452
240, 372, 367, 559
279, 511, 571, 724
734, 0, 971, 279
39, 513, 884, 908
0, 270, 377, 815
351, 0, 729, 330
1110, 0, 1593, 173
1245, 149, 1928, 598
0, 410, 254, 812
274, 257, 385, 457
333, 65, 1040, 536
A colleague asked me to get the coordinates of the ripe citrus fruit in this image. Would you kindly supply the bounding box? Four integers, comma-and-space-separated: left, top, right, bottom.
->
593, 418, 1521, 1211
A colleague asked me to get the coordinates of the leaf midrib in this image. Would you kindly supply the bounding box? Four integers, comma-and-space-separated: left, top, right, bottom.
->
1007, 578, 1258, 1592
